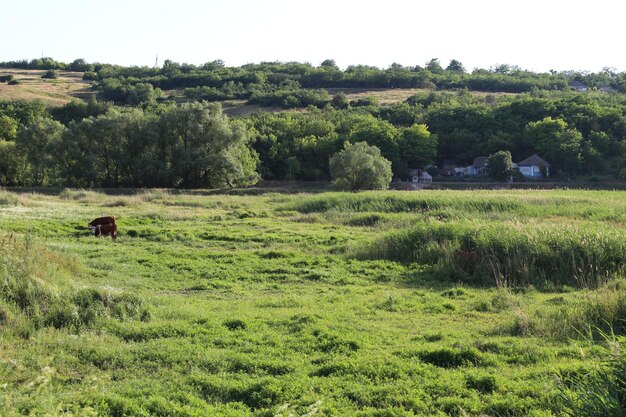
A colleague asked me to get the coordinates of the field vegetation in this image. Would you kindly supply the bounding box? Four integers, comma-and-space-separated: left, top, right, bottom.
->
1, 188, 625, 416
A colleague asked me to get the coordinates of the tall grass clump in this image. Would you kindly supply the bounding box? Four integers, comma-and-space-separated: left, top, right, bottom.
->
354, 222, 626, 288
512, 280, 626, 340
0, 190, 18, 206
289, 191, 525, 215
558, 336, 626, 416
59, 188, 105, 203
0, 234, 149, 333
135, 189, 170, 203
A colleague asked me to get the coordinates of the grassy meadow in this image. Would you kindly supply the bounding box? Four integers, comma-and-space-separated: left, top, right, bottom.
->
1, 188, 625, 416
0, 69, 93, 106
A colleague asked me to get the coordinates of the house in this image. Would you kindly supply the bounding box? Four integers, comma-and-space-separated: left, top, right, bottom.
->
461, 156, 489, 176
568, 81, 588, 92
516, 154, 550, 178
408, 169, 432, 183
599, 84, 617, 93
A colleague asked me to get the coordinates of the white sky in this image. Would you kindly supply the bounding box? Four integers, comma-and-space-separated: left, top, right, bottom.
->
1, 0, 625, 73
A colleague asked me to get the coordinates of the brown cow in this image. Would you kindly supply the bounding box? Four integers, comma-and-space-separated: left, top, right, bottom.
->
89, 216, 117, 241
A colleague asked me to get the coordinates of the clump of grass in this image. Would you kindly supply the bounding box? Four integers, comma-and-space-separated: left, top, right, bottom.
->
0, 190, 18, 206
0, 234, 149, 333
511, 280, 626, 340
223, 318, 247, 331
289, 191, 525, 214
414, 347, 483, 368
475, 290, 516, 312
466, 373, 499, 394
354, 222, 626, 289
102, 198, 136, 207
344, 213, 386, 227
59, 188, 105, 202
558, 336, 626, 417
135, 189, 170, 202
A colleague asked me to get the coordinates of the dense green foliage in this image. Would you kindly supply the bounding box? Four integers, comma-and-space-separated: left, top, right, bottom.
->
487, 151, 513, 181
41, 69, 59, 79
0, 189, 625, 416
1, 57, 626, 186
329, 142, 392, 190
5, 102, 259, 188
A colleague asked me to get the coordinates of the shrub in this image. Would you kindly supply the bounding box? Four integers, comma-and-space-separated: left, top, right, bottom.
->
331, 92, 349, 109
41, 69, 59, 79
351, 96, 379, 107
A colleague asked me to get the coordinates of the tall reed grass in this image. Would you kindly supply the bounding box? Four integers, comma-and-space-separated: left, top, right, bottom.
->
354, 222, 626, 288
289, 190, 626, 222
559, 335, 626, 416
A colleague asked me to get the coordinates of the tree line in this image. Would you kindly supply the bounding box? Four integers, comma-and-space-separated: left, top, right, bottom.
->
2, 89, 626, 187
0, 101, 258, 188
1, 56, 626, 187
6, 57, 623, 108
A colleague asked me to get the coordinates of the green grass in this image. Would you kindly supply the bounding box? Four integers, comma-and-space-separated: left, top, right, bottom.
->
0, 189, 624, 416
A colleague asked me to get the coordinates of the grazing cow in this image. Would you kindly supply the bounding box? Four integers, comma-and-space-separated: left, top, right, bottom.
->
89, 216, 117, 241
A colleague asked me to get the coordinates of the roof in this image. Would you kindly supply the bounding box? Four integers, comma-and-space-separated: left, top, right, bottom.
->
517, 154, 550, 167
473, 156, 488, 168
599, 84, 617, 93
568, 81, 587, 88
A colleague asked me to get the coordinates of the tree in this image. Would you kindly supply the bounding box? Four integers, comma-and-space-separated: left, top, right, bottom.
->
0, 115, 18, 140
329, 142, 392, 190
398, 124, 438, 170
348, 118, 399, 172
487, 150, 513, 181
320, 59, 338, 70
446, 59, 466, 73
163, 102, 258, 188
16, 118, 65, 185
425, 58, 444, 74
127, 83, 161, 105
0, 140, 26, 185
69, 58, 92, 72
524, 117, 582, 176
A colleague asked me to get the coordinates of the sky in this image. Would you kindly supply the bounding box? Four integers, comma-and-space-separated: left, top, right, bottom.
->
1, 0, 625, 73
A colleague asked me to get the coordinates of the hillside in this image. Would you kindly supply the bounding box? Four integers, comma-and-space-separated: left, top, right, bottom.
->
0, 69, 93, 106
0, 69, 515, 114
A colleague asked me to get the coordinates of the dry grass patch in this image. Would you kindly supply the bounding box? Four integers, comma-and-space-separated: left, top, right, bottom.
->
0, 69, 93, 106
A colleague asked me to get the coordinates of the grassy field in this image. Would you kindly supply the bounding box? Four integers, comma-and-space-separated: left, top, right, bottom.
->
0, 69, 93, 106
1, 188, 625, 416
